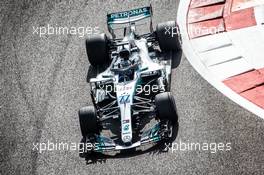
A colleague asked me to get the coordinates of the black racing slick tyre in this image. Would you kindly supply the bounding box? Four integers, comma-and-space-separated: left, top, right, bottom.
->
156, 21, 181, 52
85, 33, 110, 67
79, 106, 100, 136
155, 92, 178, 123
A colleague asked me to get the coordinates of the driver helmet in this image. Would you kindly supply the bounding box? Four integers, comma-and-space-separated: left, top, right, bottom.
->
119, 48, 130, 60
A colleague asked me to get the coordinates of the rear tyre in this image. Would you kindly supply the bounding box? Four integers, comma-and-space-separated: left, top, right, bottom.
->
155, 92, 178, 123
156, 21, 181, 52
79, 106, 100, 137
85, 33, 110, 66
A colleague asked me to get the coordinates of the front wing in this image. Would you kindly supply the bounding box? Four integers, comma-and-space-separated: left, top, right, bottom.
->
84, 122, 169, 153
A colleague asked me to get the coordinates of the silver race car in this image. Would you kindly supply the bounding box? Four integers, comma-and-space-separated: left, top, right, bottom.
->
79, 6, 181, 155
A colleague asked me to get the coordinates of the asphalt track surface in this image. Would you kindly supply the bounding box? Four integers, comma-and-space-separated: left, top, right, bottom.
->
1, 0, 263, 174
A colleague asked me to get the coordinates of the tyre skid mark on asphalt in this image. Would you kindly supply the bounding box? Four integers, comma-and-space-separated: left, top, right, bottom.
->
11, 23, 71, 175
0, 2, 44, 173
6, 1, 90, 173
24, 5, 87, 174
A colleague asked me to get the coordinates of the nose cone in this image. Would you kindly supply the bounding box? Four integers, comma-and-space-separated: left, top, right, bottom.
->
122, 135, 132, 144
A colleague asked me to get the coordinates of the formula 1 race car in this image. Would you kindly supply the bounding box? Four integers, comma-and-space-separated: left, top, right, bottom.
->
79, 6, 181, 155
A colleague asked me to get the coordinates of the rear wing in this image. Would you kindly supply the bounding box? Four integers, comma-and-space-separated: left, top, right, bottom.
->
107, 6, 152, 25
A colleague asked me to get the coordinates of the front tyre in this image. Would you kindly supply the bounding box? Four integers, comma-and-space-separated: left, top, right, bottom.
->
79, 106, 100, 137
155, 92, 178, 123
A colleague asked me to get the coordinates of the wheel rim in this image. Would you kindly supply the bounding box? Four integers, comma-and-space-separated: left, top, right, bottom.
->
167, 121, 173, 138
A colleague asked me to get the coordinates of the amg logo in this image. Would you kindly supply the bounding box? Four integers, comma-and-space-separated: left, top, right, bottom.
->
111, 7, 148, 19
